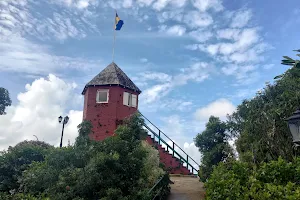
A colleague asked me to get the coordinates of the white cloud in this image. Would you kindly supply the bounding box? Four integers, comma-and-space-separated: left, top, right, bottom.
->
1, 0, 99, 40
183, 142, 201, 168
194, 98, 236, 122
140, 72, 172, 82
157, 115, 202, 167
166, 25, 186, 36
142, 83, 172, 103
157, 10, 184, 23
0, 74, 83, 150
171, 0, 188, 8
197, 28, 261, 59
0, 36, 101, 75
191, 0, 223, 12
221, 64, 259, 84
221, 65, 238, 75
153, 0, 170, 10
217, 28, 240, 40
152, 0, 187, 10
185, 44, 199, 50
52, 0, 98, 9
231, 9, 252, 28
140, 62, 212, 103
184, 11, 213, 28
137, 0, 155, 6
77, 0, 90, 9
158, 25, 186, 36
188, 29, 213, 42
122, 0, 133, 8
174, 62, 210, 85
206, 44, 219, 55
184, 7, 268, 87
140, 58, 148, 63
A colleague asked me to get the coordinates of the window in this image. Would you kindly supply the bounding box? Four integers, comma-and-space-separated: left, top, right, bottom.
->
131, 94, 137, 107
96, 89, 109, 103
123, 92, 137, 107
123, 92, 130, 106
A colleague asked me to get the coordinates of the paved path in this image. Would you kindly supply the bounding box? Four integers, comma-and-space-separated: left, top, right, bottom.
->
167, 176, 205, 200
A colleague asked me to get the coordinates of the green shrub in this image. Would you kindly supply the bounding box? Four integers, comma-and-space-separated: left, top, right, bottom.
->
0, 192, 49, 200
205, 158, 300, 200
0, 140, 53, 192
17, 114, 168, 199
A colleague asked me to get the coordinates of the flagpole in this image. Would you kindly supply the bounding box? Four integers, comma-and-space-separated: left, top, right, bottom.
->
112, 10, 116, 62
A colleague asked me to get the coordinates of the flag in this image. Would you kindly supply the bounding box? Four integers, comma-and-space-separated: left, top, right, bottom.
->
115, 13, 124, 31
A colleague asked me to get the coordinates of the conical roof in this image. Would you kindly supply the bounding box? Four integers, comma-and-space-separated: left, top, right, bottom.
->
82, 62, 141, 94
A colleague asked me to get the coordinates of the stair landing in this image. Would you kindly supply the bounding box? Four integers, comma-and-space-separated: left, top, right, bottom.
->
168, 176, 205, 200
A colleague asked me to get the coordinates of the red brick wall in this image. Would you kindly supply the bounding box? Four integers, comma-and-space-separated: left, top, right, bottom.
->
83, 85, 139, 141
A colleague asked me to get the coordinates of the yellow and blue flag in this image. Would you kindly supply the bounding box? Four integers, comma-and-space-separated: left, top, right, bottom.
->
115, 13, 124, 31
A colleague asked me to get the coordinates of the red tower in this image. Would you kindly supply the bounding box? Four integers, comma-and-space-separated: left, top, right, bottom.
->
82, 62, 194, 175
82, 62, 141, 141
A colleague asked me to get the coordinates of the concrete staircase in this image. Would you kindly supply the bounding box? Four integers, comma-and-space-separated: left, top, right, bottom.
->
168, 175, 205, 200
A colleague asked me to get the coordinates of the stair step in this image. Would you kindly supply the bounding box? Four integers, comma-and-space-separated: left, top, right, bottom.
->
146, 135, 192, 175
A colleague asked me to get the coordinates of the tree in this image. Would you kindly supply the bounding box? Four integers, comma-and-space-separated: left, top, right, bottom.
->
228, 50, 300, 164
0, 87, 12, 115
0, 140, 53, 193
194, 116, 233, 182
274, 49, 300, 79
20, 114, 166, 199
281, 49, 300, 67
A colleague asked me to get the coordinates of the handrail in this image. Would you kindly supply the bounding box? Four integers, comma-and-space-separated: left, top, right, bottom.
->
139, 111, 200, 167
147, 175, 165, 195
139, 111, 200, 174
143, 123, 198, 174
147, 174, 169, 200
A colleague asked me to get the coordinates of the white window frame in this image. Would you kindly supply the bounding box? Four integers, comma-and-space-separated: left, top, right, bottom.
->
131, 94, 137, 108
96, 89, 109, 103
123, 92, 130, 106
123, 92, 137, 107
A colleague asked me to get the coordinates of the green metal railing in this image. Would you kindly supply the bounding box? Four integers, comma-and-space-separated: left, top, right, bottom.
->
147, 174, 170, 200
139, 111, 199, 175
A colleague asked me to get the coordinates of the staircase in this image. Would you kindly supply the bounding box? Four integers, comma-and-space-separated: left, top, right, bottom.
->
139, 112, 199, 175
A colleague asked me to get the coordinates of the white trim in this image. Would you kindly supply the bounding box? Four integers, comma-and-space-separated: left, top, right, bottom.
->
123, 92, 138, 108
131, 94, 137, 107
96, 89, 109, 103
123, 92, 129, 106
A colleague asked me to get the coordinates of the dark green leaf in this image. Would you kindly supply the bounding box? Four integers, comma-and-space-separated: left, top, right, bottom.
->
283, 56, 294, 60
274, 74, 283, 79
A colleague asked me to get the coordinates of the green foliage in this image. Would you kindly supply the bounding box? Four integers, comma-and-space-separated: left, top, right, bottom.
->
15, 114, 168, 199
194, 116, 234, 182
280, 49, 300, 67
0, 140, 53, 193
140, 141, 165, 187
146, 174, 171, 200
0, 87, 12, 115
205, 158, 300, 200
0, 192, 49, 200
227, 55, 300, 163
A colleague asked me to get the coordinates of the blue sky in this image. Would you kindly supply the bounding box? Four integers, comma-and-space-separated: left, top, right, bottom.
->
0, 0, 300, 159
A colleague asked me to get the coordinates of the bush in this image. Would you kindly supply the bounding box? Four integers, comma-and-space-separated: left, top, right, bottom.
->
17, 114, 168, 199
205, 158, 300, 200
0, 140, 53, 192
0, 192, 49, 200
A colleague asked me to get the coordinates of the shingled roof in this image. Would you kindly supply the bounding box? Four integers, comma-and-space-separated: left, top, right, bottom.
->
82, 62, 141, 94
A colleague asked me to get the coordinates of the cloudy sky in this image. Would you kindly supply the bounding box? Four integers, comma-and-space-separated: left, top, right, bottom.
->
0, 0, 299, 163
